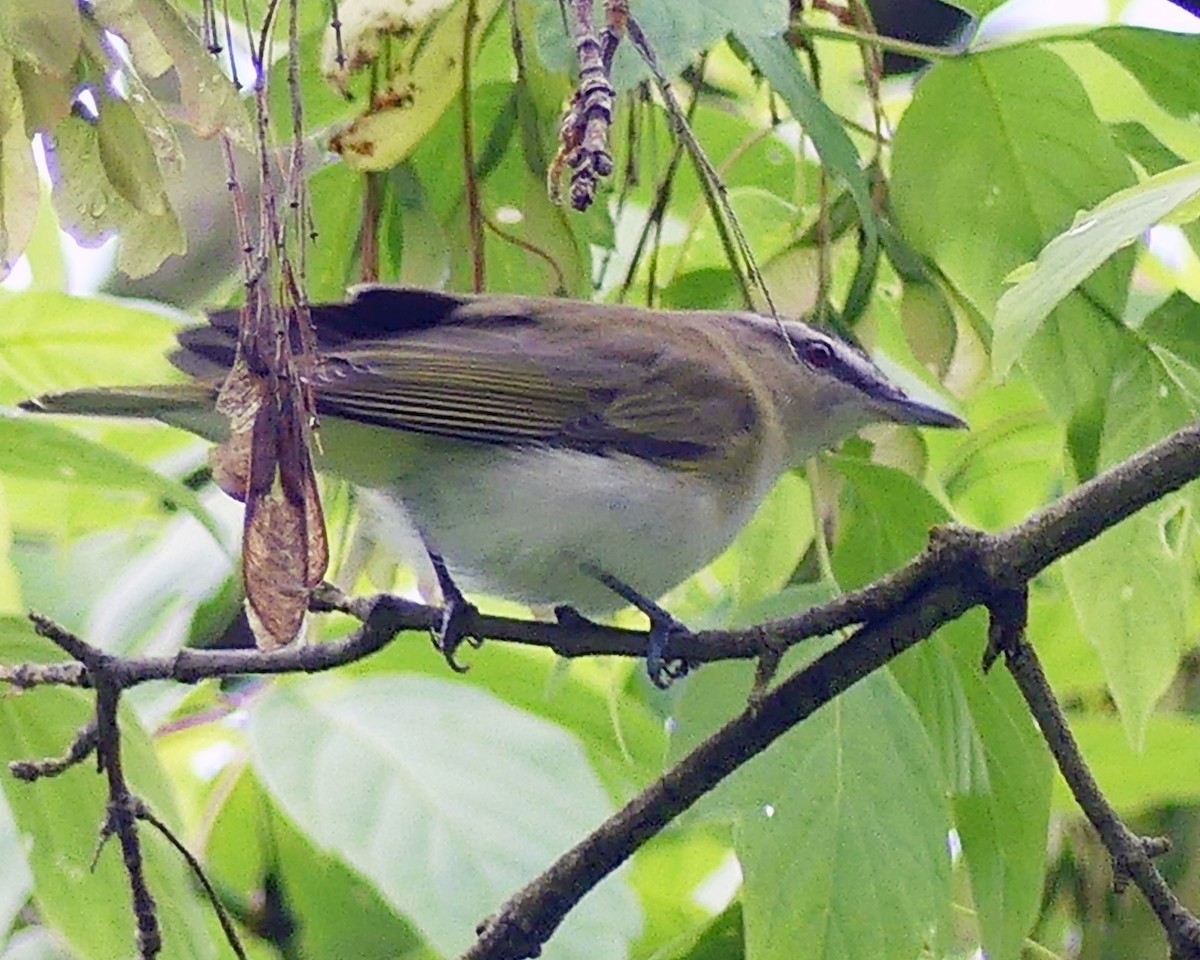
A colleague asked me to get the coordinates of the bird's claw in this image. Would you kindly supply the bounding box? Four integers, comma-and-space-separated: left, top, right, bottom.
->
646, 616, 694, 689
580, 566, 695, 687
432, 593, 482, 673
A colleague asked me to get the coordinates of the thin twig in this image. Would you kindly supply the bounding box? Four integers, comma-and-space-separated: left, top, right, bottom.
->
139, 804, 249, 960
9, 715, 98, 780
462, 0, 485, 290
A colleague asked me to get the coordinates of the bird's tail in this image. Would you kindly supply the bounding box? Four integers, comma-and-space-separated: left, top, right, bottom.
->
20, 383, 227, 441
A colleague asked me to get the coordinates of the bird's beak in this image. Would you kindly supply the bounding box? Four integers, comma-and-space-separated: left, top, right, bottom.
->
881, 394, 968, 430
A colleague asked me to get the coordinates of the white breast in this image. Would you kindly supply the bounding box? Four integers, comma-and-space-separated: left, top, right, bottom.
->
363, 442, 780, 614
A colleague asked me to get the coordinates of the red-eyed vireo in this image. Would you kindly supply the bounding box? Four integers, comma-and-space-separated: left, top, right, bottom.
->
24, 286, 964, 682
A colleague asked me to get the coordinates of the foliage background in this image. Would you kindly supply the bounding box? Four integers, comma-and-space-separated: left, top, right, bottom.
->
1, 0, 1200, 958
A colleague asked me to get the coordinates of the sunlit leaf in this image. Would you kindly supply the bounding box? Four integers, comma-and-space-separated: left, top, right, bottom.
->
994, 163, 1200, 376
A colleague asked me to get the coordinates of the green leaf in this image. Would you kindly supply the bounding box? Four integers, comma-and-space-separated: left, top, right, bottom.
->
1089, 26, 1200, 121
96, 96, 169, 216
736, 33, 868, 216
118, 0, 250, 143
0, 415, 220, 545
891, 46, 1136, 417
723, 471, 812, 610
936, 399, 1061, 531
659, 901, 744, 960
46, 115, 185, 278
831, 461, 1051, 960
328, 616, 667, 799
733, 669, 949, 960
1102, 292, 1200, 467
935, 617, 1051, 960
939, 0, 1006, 15
829, 457, 945, 590
0, 53, 39, 280
993, 163, 1200, 376
201, 767, 431, 960
0, 618, 216, 959
0, 0, 80, 76
1055, 715, 1200, 815
627, 827, 731, 958
0, 291, 182, 405
1062, 501, 1189, 749
670, 574, 950, 960
249, 675, 642, 960
0, 486, 21, 614
1111, 121, 1187, 176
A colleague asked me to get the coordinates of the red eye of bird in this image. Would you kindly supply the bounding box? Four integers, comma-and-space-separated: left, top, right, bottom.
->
802, 340, 834, 368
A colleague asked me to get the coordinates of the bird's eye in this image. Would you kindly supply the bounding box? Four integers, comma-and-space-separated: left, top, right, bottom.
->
802, 340, 834, 368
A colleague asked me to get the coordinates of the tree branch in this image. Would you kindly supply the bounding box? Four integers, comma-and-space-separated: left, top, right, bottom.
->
6, 420, 1200, 959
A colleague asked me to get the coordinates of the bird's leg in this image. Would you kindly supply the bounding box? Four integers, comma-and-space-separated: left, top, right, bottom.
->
428, 551, 483, 673
581, 566, 694, 688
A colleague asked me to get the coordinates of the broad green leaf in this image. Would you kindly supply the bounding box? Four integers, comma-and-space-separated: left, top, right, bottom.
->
733, 669, 949, 960
46, 115, 185, 278
737, 33, 870, 220
1056, 715, 1200, 815
936, 402, 1061, 531
0, 416, 220, 544
0, 619, 216, 959
899, 280, 957, 377
327, 614, 667, 800
1026, 577, 1107, 700
994, 163, 1200, 376
1103, 292, 1200, 467
944, 0, 1006, 15
627, 828, 731, 959
936, 617, 1051, 960
1062, 502, 1189, 749
1089, 26, 1200, 121
0, 291, 182, 405
1048, 295, 1200, 746
891, 47, 1135, 419
670, 576, 950, 960
669, 188, 798, 277
0, 488, 18, 614
249, 675, 642, 960
831, 460, 1051, 960
660, 901, 744, 960
1054, 37, 1200, 166
1110, 121, 1188, 176
828, 456, 944, 590
199, 765, 432, 960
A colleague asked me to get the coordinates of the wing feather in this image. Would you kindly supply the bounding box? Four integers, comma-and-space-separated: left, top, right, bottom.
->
176, 287, 762, 463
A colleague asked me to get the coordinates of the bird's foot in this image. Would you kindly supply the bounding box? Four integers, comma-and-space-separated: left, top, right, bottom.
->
583, 568, 695, 688
429, 552, 483, 673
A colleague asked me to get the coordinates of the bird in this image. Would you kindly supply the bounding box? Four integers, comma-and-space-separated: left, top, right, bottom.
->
23, 285, 965, 684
